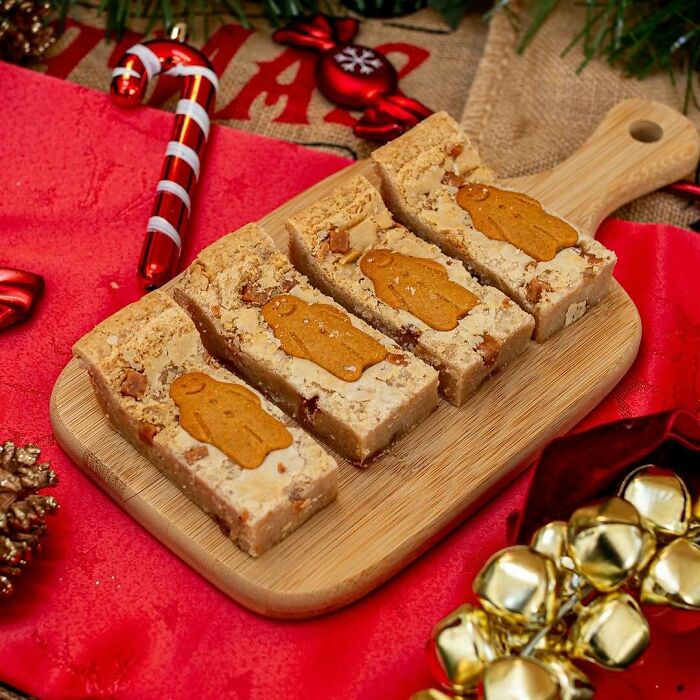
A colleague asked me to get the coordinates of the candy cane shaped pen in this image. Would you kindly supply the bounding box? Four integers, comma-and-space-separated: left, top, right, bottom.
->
111, 24, 218, 289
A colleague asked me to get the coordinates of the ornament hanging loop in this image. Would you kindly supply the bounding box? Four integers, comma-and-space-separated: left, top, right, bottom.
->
169, 22, 188, 42
111, 25, 218, 289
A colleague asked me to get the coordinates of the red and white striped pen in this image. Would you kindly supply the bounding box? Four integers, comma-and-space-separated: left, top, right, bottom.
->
111, 24, 218, 289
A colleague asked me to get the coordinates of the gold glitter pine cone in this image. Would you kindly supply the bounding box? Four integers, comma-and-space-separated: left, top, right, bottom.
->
0, 0, 56, 64
0, 440, 59, 596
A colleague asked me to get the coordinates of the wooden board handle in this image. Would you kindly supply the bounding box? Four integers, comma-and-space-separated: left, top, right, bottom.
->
505, 98, 700, 235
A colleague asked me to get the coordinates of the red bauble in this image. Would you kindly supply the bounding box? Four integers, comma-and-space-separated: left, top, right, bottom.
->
274, 14, 432, 142
318, 44, 397, 110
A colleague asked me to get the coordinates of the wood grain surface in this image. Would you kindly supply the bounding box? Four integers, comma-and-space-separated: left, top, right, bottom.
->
50, 99, 699, 618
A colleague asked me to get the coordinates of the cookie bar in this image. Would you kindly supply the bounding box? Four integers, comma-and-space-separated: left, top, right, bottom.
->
371, 111, 617, 341
73, 292, 338, 557
287, 175, 534, 405
173, 224, 439, 464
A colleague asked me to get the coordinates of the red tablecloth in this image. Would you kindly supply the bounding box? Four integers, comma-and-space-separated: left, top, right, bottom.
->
1, 62, 699, 700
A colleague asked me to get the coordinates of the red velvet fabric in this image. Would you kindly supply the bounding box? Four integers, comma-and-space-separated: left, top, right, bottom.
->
514, 410, 700, 545
1, 62, 699, 699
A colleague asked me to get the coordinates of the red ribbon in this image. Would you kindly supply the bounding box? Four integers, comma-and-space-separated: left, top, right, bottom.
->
665, 180, 700, 201
273, 14, 359, 51
0, 268, 44, 332
512, 410, 700, 544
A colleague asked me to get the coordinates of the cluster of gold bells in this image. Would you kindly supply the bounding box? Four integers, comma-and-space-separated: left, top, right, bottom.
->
413, 465, 700, 699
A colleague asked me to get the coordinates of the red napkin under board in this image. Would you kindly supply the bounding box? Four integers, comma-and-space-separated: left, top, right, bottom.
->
1, 62, 699, 699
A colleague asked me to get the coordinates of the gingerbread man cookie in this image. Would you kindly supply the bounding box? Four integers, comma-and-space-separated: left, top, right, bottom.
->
262, 294, 387, 382
170, 372, 293, 469
456, 184, 578, 262
360, 249, 478, 331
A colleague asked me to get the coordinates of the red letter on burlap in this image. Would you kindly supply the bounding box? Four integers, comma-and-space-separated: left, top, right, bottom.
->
215, 48, 317, 124
147, 24, 254, 108
43, 19, 105, 79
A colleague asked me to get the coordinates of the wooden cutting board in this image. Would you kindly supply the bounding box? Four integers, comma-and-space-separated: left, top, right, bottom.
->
51, 99, 699, 618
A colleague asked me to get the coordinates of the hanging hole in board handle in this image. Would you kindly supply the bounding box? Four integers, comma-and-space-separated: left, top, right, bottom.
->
629, 120, 664, 143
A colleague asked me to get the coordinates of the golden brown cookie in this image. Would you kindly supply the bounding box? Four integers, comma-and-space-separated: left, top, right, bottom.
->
261, 294, 388, 382
170, 372, 293, 469
456, 184, 578, 262
360, 249, 478, 331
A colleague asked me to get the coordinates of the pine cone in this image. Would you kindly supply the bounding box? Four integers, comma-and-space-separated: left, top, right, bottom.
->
0, 441, 58, 597
0, 0, 56, 64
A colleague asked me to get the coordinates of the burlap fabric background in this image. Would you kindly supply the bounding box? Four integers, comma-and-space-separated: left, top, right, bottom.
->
42, 5, 486, 160
41, 3, 699, 225
461, 3, 700, 227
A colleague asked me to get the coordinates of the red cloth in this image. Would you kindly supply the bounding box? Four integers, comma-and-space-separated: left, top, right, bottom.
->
515, 410, 700, 545
1, 62, 699, 700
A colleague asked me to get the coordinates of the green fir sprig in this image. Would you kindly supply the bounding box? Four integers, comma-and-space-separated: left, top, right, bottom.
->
55, 0, 325, 34
44, 0, 700, 110
514, 0, 700, 112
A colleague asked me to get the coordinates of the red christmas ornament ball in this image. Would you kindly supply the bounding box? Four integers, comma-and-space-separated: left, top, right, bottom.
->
273, 14, 432, 140
317, 44, 397, 110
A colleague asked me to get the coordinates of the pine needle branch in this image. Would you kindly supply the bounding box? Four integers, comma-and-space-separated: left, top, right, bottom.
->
51, 0, 699, 111
515, 0, 700, 110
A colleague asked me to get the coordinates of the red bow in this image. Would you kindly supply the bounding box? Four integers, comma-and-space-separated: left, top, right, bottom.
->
355, 93, 434, 141
0, 268, 44, 332
273, 14, 359, 51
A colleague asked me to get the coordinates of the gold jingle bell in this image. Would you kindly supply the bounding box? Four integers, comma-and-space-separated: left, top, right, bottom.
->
619, 465, 691, 537
534, 651, 594, 700
531, 521, 570, 568
474, 546, 558, 628
482, 656, 560, 700
569, 592, 649, 668
492, 617, 568, 656
410, 690, 454, 700
687, 523, 700, 544
567, 497, 656, 592
530, 625, 569, 656
531, 521, 582, 597
427, 604, 497, 692
641, 537, 700, 610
